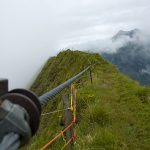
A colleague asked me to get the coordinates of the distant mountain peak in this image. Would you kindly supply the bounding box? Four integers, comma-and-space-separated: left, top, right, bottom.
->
112, 29, 140, 41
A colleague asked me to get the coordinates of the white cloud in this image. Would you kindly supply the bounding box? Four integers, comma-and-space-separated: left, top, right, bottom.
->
0, 0, 150, 89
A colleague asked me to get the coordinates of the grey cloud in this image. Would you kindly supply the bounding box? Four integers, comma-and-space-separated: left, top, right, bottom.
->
0, 0, 150, 89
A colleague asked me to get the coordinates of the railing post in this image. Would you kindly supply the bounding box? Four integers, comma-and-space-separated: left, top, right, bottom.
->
0, 79, 8, 97
62, 94, 74, 149
89, 69, 93, 84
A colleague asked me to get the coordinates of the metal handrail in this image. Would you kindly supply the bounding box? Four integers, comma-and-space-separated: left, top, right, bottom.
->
0, 64, 93, 150
39, 65, 91, 105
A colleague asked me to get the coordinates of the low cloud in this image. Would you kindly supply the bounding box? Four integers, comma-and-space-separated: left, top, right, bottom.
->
0, 0, 150, 89
67, 29, 150, 54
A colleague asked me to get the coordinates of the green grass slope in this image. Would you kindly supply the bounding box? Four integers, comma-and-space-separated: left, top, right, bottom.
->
24, 50, 150, 150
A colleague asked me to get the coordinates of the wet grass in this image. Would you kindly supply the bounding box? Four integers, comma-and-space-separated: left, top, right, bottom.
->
22, 50, 150, 150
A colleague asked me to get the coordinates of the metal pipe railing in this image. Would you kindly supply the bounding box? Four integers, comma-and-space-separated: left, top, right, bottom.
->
39, 65, 91, 105
0, 64, 93, 150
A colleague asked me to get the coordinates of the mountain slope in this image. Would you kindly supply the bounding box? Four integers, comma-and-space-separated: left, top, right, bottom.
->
102, 29, 150, 85
24, 50, 150, 150
112, 29, 140, 41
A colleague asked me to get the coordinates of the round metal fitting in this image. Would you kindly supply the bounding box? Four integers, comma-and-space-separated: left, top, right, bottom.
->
0, 93, 40, 135
9, 89, 41, 114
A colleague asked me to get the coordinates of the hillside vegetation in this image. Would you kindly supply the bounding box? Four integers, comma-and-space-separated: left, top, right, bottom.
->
24, 50, 150, 150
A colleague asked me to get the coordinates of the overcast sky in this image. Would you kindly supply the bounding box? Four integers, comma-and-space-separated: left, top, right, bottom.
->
0, 0, 150, 90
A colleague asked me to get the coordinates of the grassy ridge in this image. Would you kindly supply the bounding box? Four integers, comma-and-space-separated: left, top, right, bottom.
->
24, 50, 150, 150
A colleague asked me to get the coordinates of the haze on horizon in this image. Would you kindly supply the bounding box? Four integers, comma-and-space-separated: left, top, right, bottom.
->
0, 0, 150, 89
